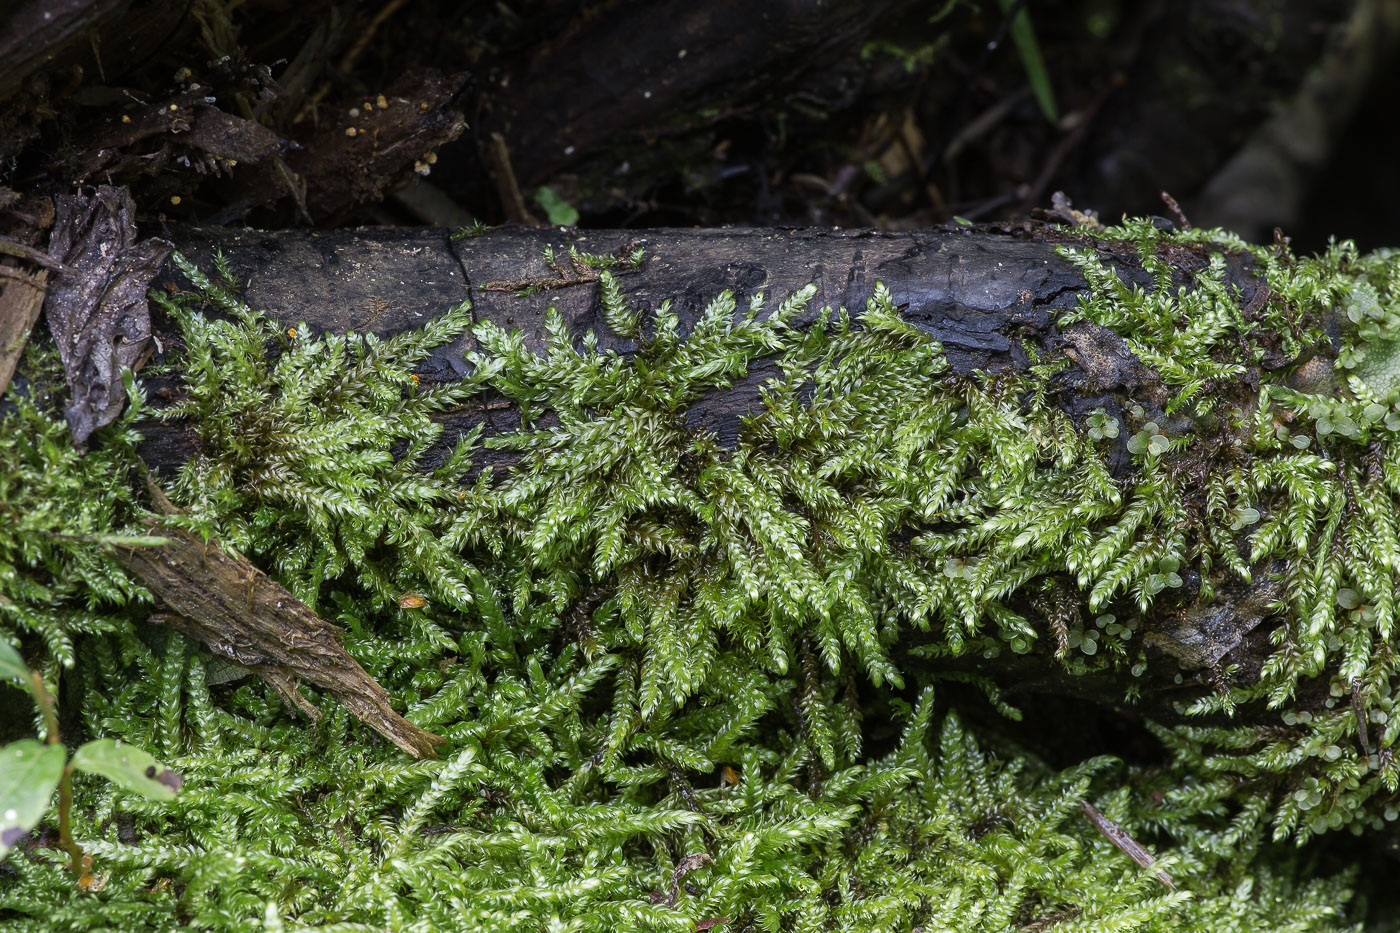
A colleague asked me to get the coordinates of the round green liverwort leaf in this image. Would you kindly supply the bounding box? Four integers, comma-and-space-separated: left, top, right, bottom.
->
1354, 336, 1400, 397
1231, 506, 1261, 531
69, 740, 182, 801
0, 740, 66, 861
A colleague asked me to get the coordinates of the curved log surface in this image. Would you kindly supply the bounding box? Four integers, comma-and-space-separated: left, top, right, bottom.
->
152, 222, 1272, 474
142, 221, 1298, 731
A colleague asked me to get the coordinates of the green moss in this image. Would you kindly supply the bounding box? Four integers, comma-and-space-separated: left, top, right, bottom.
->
1051, 220, 1400, 843
1, 228, 1398, 928
0, 349, 151, 686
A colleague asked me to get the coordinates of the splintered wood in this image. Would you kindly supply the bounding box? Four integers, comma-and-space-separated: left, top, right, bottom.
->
110, 522, 444, 759
1077, 799, 1175, 889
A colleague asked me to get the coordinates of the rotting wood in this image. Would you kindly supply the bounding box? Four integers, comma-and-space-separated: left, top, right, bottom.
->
126, 220, 1308, 732
0, 190, 56, 397
150, 221, 1264, 463
109, 522, 445, 760
0, 264, 47, 398
105, 479, 444, 759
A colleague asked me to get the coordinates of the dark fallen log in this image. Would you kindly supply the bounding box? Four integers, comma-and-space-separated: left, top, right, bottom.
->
156, 220, 1215, 436
129, 219, 1321, 731
150, 221, 1275, 481
0, 0, 187, 106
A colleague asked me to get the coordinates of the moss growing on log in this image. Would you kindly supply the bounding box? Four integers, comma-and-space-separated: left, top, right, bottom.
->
1, 224, 1398, 929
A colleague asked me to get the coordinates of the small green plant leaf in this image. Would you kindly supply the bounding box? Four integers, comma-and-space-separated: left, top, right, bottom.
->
70, 739, 182, 801
998, 0, 1058, 122
0, 739, 65, 860
534, 186, 580, 227
0, 640, 28, 688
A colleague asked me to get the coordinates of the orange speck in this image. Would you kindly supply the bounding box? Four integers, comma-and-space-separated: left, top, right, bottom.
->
398, 593, 427, 609
720, 764, 740, 786
121, 114, 131, 123
288, 327, 297, 338
169, 195, 181, 206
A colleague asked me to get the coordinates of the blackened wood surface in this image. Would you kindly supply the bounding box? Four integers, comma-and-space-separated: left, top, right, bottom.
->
155, 222, 1261, 462
161, 222, 1149, 372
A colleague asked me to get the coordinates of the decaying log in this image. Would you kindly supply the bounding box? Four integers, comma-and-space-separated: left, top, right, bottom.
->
0, 191, 55, 398
127, 220, 1308, 731
151, 221, 1262, 465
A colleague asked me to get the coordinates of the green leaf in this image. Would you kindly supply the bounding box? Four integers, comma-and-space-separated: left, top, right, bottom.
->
0, 640, 28, 689
998, 0, 1058, 122
0, 740, 65, 860
534, 186, 580, 227
69, 739, 182, 801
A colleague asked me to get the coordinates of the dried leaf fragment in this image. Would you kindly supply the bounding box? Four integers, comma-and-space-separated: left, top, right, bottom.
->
43, 186, 170, 446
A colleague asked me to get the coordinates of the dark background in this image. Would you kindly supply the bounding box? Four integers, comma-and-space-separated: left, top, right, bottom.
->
2, 0, 1397, 253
